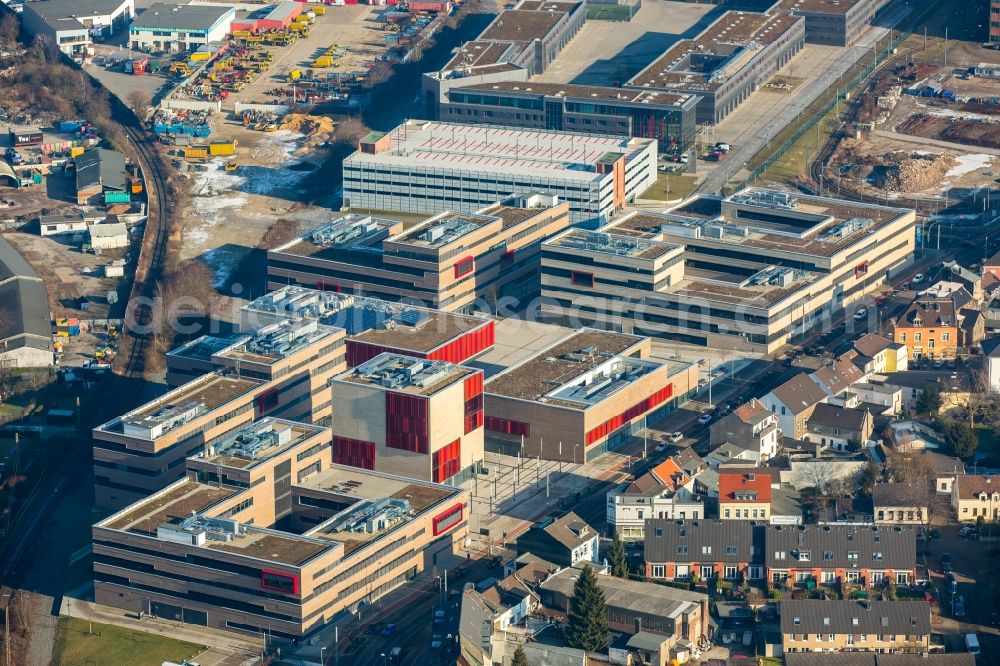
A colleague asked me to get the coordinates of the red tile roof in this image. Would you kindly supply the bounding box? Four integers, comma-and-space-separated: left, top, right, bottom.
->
719, 470, 772, 503
732, 398, 768, 424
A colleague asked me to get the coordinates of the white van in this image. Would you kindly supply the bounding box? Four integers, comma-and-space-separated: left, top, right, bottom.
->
965, 633, 980, 657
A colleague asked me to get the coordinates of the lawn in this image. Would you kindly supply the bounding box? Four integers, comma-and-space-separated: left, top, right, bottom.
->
644, 173, 698, 201
51, 618, 206, 666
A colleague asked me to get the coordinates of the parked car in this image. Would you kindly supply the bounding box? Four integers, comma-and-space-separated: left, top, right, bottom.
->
854, 307, 868, 320
715, 142, 733, 152
698, 413, 713, 425
668, 431, 684, 443
960, 525, 978, 538
912, 273, 926, 283
954, 595, 965, 618
381, 623, 397, 637
654, 443, 668, 453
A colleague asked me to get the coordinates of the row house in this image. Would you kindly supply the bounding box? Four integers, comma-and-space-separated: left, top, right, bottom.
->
643, 520, 764, 583
781, 599, 931, 654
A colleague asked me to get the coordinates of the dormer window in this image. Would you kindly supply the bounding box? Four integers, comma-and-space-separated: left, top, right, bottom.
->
798, 550, 811, 562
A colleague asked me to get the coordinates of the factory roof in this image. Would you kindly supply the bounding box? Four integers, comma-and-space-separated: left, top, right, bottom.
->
22, 0, 127, 24
0, 235, 51, 354
343, 120, 654, 182
131, 3, 234, 31
335, 353, 475, 396
195, 419, 327, 470
486, 329, 670, 409
76, 148, 126, 193
545, 228, 679, 261
456, 80, 696, 108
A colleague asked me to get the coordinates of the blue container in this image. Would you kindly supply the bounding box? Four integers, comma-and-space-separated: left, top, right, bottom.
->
154, 123, 169, 134
195, 125, 211, 138
67, 325, 80, 336
59, 120, 83, 132
170, 124, 186, 134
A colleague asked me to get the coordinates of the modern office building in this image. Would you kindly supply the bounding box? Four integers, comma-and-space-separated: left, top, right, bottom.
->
330, 353, 485, 484
483, 329, 698, 463
267, 194, 570, 310
165, 319, 347, 423
342, 121, 658, 224
92, 372, 271, 509
992, 0, 1000, 45
240, 288, 496, 366
21, 0, 134, 55
788, 0, 892, 46
93, 418, 469, 638
129, 3, 235, 52
437, 82, 699, 152
540, 188, 916, 353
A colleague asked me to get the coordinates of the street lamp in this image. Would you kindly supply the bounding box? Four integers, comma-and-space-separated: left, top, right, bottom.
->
381, 653, 388, 666
320, 647, 326, 665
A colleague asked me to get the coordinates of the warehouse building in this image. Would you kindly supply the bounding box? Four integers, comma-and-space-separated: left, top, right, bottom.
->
240, 288, 496, 367
788, 0, 892, 47
129, 3, 236, 52
484, 329, 698, 463
21, 0, 134, 55
627, 10, 805, 124
539, 188, 916, 353
87, 223, 129, 250
0, 236, 54, 368
343, 121, 657, 224
165, 319, 347, 423
330, 353, 485, 484
268, 194, 570, 311
92, 372, 273, 508
438, 82, 699, 152
75, 147, 127, 205
93, 418, 469, 638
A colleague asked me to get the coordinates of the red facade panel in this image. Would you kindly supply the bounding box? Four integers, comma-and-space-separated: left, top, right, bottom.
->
485, 416, 530, 437
454, 256, 475, 278
433, 439, 461, 482
261, 569, 300, 595
432, 503, 464, 536
385, 392, 429, 453
255, 387, 280, 413
463, 372, 484, 434
347, 341, 432, 367
427, 322, 495, 364
332, 436, 376, 470
585, 383, 674, 445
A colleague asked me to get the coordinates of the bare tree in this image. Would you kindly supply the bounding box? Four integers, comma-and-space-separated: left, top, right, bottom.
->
0, 14, 19, 48
127, 90, 152, 122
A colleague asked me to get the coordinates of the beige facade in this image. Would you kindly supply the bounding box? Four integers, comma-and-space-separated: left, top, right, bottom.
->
267, 196, 571, 312
94, 418, 469, 639
952, 475, 1000, 522
542, 189, 916, 353
92, 373, 270, 509
484, 329, 697, 463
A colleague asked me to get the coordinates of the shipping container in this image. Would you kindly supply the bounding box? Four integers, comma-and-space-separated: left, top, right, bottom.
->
9, 129, 43, 147
104, 191, 131, 204
70, 146, 85, 157
58, 120, 84, 133
184, 147, 209, 159
208, 141, 238, 156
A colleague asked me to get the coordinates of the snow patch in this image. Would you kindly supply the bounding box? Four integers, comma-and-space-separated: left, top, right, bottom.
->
945, 154, 993, 178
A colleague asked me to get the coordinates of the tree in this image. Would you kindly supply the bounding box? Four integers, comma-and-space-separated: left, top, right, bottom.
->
856, 461, 880, 497
511, 644, 529, 666
127, 90, 152, 122
943, 418, 978, 458
0, 13, 19, 47
916, 386, 942, 417
608, 533, 628, 578
567, 565, 610, 652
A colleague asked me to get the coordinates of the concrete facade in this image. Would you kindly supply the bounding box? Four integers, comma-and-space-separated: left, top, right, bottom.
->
21, 0, 134, 55
129, 3, 235, 52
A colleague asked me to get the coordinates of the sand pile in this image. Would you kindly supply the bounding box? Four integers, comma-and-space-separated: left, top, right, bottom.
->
279, 113, 335, 136
871, 152, 957, 192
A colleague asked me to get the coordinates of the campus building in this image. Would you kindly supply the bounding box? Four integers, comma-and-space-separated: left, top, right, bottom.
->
788, 0, 892, 47
240, 288, 496, 366
342, 121, 658, 224
129, 3, 236, 52
93, 418, 469, 638
21, 0, 134, 55
267, 195, 570, 311
92, 372, 271, 509
165, 319, 347, 423
330, 353, 485, 484
437, 82, 699, 152
993, 0, 1000, 45
483, 329, 698, 463
540, 189, 916, 353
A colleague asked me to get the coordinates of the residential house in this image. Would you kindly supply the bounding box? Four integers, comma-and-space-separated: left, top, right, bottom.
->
850, 381, 903, 417
873, 483, 928, 525
982, 336, 1000, 392
706, 441, 761, 469
762, 373, 830, 439
853, 333, 908, 373
876, 372, 971, 417
884, 420, 944, 452
921, 451, 964, 495
952, 475, 1000, 522
719, 469, 773, 521
516, 512, 599, 568
710, 399, 781, 461
786, 653, 975, 666
607, 459, 703, 540
812, 357, 867, 398
887, 284, 986, 360
804, 404, 874, 451
766, 524, 917, 588
940, 260, 984, 302
780, 600, 931, 654
478, 571, 541, 631
539, 565, 710, 649
643, 519, 763, 582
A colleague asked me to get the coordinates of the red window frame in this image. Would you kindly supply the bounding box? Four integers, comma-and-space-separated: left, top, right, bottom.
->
256, 388, 280, 413
585, 384, 673, 445
571, 271, 595, 287
454, 256, 475, 278
485, 416, 530, 437
855, 261, 869, 278
432, 503, 464, 536
260, 569, 299, 595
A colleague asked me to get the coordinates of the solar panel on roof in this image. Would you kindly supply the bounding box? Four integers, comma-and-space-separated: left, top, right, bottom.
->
396, 310, 429, 327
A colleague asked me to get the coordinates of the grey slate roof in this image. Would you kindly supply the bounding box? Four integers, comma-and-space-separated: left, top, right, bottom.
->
854, 333, 893, 358
872, 483, 928, 508
76, 148, 126, 193
0, 235, 52, 356
784, 655, 973, 666
765, 524, 915, 570
540, 567, 706, 617
458, 590, 494, 660
769, 373, 827, 414
644, 519, 761, 564
807, 403, 870, 431
0, 235, 39, 281
534, 512, 594, 550
780, 599, 930, 635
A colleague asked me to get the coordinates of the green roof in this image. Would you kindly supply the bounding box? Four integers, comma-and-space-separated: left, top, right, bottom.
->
361, 131, 387, 143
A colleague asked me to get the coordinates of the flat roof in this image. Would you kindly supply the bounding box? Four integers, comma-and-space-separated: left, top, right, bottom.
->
105, 373, 262, 435
627, 10, 802, 91
244, 288, 490, 353
478, 9, 567, 42
667, 265, 817, 309
485, 329, 655, 408
546, 228, 679, 260
215, 320, 332, 365
22, 0, 126, 21
197, 418, 327, 470
456, 80, 695, 108
103, 479, 237, 533
276, 214, 401, 259
445, 40, 520, 69
168, 335, 240, 363
336, 353, 475, 396
344, 121, 654, 183
787, 0, 862, 15
131, 3, 234, 31
390, 212, 498, 249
